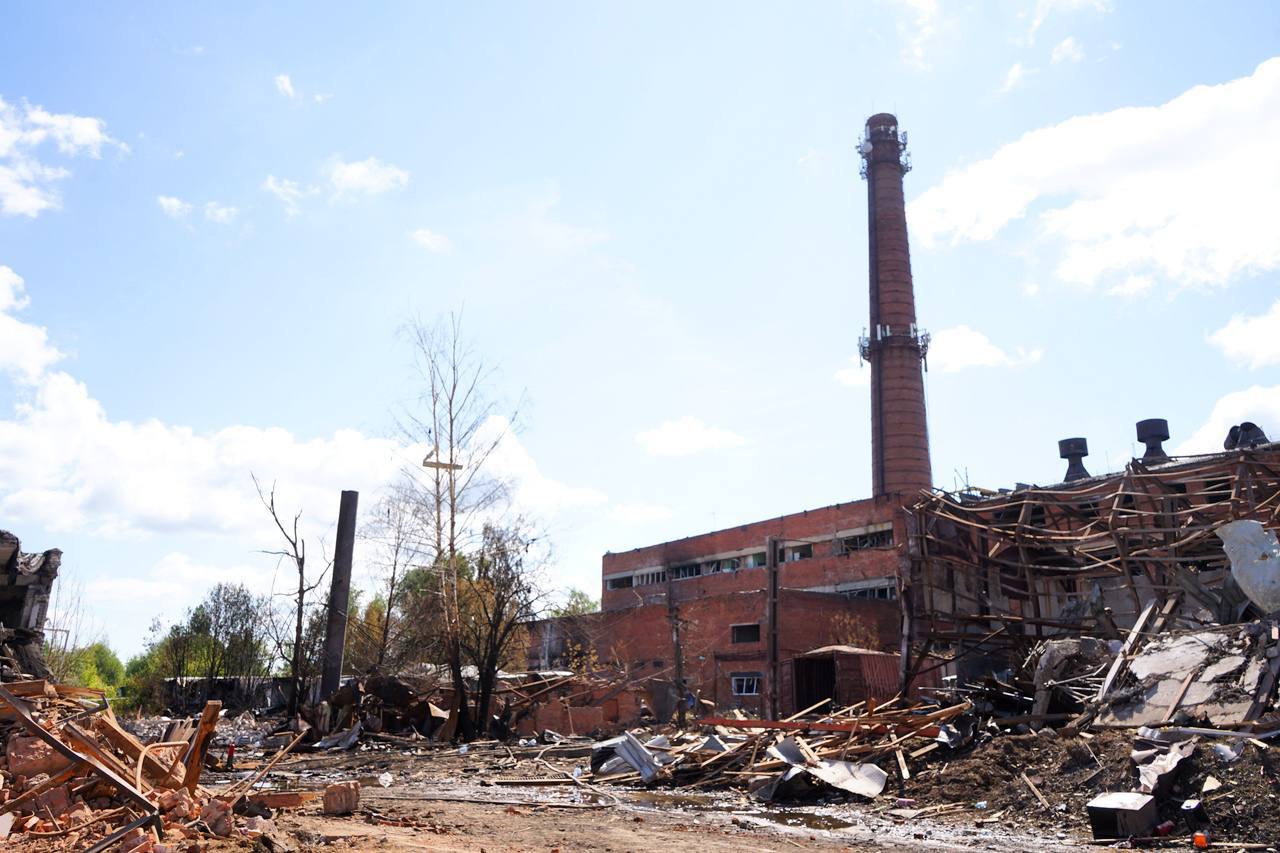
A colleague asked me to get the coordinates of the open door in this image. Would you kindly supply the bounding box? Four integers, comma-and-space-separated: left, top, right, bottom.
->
793, 656, 836, 712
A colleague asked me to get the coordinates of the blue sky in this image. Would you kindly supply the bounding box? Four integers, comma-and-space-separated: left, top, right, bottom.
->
2, 1, 1279, 658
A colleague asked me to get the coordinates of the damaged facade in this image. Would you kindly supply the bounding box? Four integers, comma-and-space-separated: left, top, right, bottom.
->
0, 528, 60, 680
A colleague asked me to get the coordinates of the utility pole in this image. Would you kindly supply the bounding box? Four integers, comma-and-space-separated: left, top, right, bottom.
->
320, 490, 359, 699
665, 571, 687, 727
766, 535, 780, 719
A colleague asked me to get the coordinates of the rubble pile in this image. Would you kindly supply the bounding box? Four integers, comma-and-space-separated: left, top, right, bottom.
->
0, 682, 308, 851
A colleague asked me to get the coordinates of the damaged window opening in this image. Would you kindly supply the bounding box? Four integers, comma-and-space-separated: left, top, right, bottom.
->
606, 576, 633, 590
730, 673, 762, 695
786, 543, 813, 562
731, 623, 761, 643
846, 584, 896, 600
746, 552, 767, 568
670, 564, 701, 580
634, 570, 667, 586
840, 529, 894, 552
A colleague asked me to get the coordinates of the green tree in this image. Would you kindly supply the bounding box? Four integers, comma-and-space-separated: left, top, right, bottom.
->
550, 589, 598, 617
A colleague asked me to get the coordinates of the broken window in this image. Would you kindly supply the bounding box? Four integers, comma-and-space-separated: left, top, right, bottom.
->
731, 623, 761, 644
730, 673, 762, 695
634, 570, 667, 586
840, 529, 894, 552
846, 583, 897, 600
670, 564, 701, 580
786, 544, 813, 562
606, 576, 633, 590
746, 552, 767, 568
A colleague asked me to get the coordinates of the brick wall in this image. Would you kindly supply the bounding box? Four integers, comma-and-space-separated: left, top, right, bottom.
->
600, 496, 902, 611
528, 588, 900, 720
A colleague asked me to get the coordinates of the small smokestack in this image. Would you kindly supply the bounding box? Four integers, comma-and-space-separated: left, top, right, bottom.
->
1059, 437, 1090, 482
1136, 419, 1170, 464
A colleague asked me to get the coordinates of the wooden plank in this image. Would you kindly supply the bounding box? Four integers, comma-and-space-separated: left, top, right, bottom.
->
2, 680, 54, 698
94, 707, 188, 788
1021, 771, 1050, 809
182, 701, 222, 793
895, 749, 910, 781
1095, 599, 1157, 703
247, 790, 321, 808
1161, 669, 1199, 723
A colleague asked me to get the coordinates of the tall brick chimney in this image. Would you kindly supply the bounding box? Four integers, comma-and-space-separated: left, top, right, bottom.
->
859, 113, 932, 499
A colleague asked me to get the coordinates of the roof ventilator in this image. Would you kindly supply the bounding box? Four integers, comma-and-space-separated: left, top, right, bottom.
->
1136, 418, 1171, 464
1059, 437, 1090, 482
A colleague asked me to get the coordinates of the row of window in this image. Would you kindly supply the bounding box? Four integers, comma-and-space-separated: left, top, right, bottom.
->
605, 530, 894, 592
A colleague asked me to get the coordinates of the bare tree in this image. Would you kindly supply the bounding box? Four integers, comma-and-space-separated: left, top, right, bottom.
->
42, 574, 101, 683
359, 477, 431, 671
399, 313, 520, 740
254, 474, 330, 716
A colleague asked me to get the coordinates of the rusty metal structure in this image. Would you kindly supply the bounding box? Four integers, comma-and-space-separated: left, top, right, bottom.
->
902, 441, 1280, 685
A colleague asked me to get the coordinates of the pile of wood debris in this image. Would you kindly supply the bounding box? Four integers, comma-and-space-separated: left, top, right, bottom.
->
586, 698, 971, 801
0, 681, 306, 851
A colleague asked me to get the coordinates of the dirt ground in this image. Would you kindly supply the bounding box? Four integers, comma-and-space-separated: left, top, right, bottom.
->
21, 730, 1276, 851
181, 741, 1091, 853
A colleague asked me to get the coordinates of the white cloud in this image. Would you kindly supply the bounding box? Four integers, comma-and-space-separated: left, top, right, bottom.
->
1106, 275, 1152, 298
910, 59, 1280, 296
635, 416, 747, 457
895, 0, 939, 69
411, 228, 452, 253
1209, 300, 1280, 369
262, 175, 314, 217
1175, 385, 1280, 455
274, 74, 296, 99
929, 325, 1043, 373
325, 156, 409, 197
1000, 62, 1030, 93
204, 201, 238, 224
0, 96, 124, 217
0, 266, 598, 546
611, 503, 673, 524
156, 195, 192, 220
1027, 0, 1109, 39
1051, 36, 1085, 64
509, 186, 609, 256
0, 266, 63, 385
478, 415, 607, 515
86, 552, 272, 605
834, 357, 870, 388
313, 93, 332, 105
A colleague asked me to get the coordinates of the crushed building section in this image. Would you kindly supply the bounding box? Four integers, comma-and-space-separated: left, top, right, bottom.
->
0, 529, 60, 680
905, 441, 1280, 687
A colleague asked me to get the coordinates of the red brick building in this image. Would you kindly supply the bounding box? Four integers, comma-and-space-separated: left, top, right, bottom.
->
527, 114, 932, 720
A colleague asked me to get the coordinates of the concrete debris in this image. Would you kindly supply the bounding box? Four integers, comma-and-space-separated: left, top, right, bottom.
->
0, 529, 60, 681
1218, 519, 1280, 614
